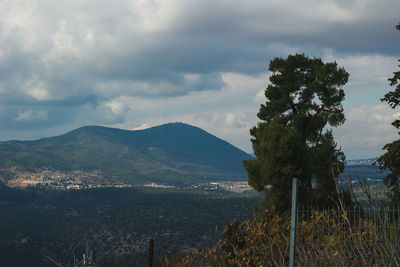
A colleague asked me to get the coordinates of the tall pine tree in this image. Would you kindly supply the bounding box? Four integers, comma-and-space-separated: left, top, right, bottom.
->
376, 23, 400, 203
244, 54, 348, 210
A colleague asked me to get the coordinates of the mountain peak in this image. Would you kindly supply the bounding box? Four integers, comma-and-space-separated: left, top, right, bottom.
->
0, 123, 252, 187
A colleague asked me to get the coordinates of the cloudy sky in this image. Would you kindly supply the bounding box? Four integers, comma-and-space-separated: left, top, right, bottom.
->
1, 0, 399, 159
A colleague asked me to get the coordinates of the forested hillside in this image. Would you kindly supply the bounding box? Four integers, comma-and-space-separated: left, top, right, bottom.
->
0, 185, 261, 266
0, 123, 252, 187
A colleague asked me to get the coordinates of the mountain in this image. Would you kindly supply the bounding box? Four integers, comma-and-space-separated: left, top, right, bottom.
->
0, 123, 253, 187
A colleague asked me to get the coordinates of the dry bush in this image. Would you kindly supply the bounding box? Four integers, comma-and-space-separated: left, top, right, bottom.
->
158, 206, 385, 267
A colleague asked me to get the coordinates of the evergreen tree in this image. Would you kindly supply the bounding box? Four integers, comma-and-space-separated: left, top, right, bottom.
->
244, 54, 348, 210
376, 23, 400, 203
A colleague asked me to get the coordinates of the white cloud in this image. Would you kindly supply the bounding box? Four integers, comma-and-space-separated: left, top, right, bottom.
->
15, 109, 47, 121
132, 123, 150, 131
223, 113, 246, 128
50, 20, 80, 58
103, 99, 126, 115
93, 98, 130, 124
83, 28, 94, 43
254, 89, 266, 104
27, 88, 49, 101
24, 79, 51, 101
324, 53, 398, 91
0, 0, 40, 51
128, 0, 178, 33
334, 104, 399, 159
221, 72, 268, 93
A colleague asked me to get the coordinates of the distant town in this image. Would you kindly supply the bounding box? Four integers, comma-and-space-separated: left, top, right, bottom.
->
143, 181, 252, 193
2, 167, 252, 193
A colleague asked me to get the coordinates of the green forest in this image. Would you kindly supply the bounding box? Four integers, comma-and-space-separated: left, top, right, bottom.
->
0, 185, 261, 266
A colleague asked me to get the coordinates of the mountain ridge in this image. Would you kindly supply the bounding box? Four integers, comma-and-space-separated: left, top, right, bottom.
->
0, 122, 253, 187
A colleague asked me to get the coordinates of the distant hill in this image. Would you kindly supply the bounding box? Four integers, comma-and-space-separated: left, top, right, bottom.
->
0, 123, 253, 187
342, 158, 388, 181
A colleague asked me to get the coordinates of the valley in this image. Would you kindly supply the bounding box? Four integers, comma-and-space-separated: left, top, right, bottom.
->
0, 185, 261, 266
0, 123, 389, 266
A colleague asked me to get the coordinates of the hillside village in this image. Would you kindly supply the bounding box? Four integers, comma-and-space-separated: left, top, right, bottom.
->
2, 167, 109, 189
1, 167, 252, 193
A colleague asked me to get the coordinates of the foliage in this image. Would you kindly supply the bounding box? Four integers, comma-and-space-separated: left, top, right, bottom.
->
244, 54, 349, 210
376, 23, 400, 203
0, 186, 260, 266
158, 207, 387, 266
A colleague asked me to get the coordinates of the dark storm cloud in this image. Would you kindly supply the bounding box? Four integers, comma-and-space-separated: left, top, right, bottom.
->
2, 0, 399, 102
0, 0, 399, 143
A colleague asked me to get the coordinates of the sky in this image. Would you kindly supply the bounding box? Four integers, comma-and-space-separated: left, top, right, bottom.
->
0, 0, 399, 160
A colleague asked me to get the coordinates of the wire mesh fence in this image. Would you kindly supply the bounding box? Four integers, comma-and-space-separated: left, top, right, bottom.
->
154, 205, 400, 266
295, 205, 400, 266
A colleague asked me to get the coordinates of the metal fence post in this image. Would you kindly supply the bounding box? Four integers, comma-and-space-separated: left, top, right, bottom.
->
289, 178, 298, 267
148, 239, 154, 267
